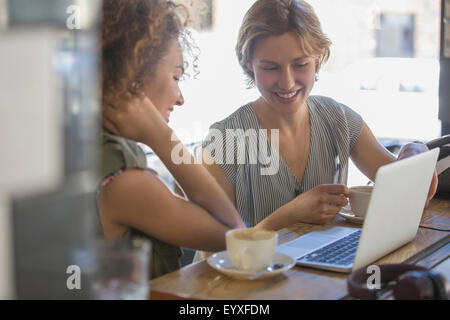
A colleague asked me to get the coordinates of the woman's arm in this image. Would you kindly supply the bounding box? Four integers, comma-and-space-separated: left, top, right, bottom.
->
201, 149, 236, 205
148, 128, 245, 229
98, 169, 232, 251
201, 148, 350, 230
350, 122, 396, 181
350, 121, 438, 205
103, 94, 245, 230
254, 184, 350, 230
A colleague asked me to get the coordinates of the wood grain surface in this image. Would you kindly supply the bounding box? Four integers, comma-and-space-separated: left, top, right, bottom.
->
150, 198, 450, 300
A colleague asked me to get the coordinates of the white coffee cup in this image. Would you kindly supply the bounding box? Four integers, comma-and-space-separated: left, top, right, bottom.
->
225, 228, 277, 272
348, 185, 373, 218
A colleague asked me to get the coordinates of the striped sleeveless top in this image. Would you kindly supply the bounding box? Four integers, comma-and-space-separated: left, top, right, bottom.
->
202, 95, 363, 227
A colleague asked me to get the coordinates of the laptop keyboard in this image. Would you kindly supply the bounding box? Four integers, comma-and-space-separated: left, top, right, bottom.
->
298, 230, 362, 266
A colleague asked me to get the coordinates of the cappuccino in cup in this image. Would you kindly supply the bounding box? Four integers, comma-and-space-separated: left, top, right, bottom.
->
226, 228, 277, 272
348, 185, 373, 218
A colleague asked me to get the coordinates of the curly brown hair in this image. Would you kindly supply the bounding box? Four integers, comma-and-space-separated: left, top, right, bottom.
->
102, 0, 195, 99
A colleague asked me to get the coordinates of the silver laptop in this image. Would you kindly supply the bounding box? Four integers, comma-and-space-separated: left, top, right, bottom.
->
277, 148, 439, 273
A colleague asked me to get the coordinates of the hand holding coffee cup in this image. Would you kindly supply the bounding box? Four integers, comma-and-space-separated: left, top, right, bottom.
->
225, 227, 277, 272
348, 186, 373, 218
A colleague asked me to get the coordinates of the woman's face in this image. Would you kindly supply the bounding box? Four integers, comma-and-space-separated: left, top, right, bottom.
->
144, 40, 185, 123
248, 32, 318, 115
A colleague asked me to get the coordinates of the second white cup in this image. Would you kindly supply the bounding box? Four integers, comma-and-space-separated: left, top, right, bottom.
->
349, 185, 373, 218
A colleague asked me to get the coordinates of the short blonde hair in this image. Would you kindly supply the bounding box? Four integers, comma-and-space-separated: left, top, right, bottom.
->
236, 0, 331, 87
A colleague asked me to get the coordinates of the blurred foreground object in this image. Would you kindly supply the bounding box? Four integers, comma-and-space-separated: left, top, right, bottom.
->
0, 0, 100, 299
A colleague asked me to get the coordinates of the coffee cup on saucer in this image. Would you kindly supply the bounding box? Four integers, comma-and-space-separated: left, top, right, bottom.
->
348, 185, 373, 218
225, 228, 277, 272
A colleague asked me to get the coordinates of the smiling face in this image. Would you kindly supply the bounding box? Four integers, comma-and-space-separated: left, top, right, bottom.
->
144, 39, 185, 123
247, 32, 318, 115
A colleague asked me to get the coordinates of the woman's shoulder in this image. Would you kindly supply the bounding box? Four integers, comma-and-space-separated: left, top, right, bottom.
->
308, 95, 363, 142
208, 103, 257, 131
308, 95, 346, 113
102, 131, 149, 178
308, 95, 360, 119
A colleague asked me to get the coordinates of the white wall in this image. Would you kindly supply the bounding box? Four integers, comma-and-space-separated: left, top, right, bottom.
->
170, 0, 259, 144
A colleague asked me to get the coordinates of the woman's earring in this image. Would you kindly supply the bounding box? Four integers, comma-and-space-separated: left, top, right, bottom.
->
315, 73, 319, 82
129, 81, 141, 94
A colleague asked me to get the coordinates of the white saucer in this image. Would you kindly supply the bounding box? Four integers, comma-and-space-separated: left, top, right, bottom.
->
338, 207, 364, 224
207, 251, 295, 280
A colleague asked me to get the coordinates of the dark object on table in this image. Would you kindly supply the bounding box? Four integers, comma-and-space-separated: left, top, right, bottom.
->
347, 264, 448, 300
426, 135, 450, 199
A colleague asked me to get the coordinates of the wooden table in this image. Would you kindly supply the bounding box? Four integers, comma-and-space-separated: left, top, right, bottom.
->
150, 198, 450, 300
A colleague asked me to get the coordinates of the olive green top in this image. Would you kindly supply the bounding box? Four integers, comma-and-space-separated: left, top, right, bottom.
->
99, 132, 182, 279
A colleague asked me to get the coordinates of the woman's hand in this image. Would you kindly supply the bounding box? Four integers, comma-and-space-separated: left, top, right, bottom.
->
102, 92, 170, 147
291, 184, 350, 224
255, 184, 350, 230
397, 142, 438, 207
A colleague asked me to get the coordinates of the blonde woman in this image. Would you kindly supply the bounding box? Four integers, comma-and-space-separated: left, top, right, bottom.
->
201, 0, 437, 230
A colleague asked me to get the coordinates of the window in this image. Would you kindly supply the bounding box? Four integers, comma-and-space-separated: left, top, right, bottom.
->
376, 13, 415, 57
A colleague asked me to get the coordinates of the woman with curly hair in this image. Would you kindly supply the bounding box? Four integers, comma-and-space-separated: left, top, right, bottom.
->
99, 0, 245, 279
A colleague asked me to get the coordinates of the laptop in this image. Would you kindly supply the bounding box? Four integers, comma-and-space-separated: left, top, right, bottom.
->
277, 148, 440, 273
